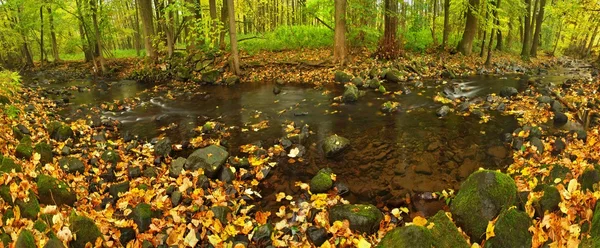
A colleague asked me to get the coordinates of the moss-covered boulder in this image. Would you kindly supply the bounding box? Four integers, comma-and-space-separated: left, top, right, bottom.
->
132, 203, 157, 233
384, 69, 406, 83
342, 83, 359, 103
0, 156, 22, 173
33, 219, 48, 233
580, 168, 600, 192
534, 185, 561, 214
0, 233, 11, 247
450, 170, 517, 241
70, 215, 103, 248
329, 204, 383, 234
101, 150, 120, 164
428, 211, 470, 248
377, 225, 434, 248
15, 229, 35, 248
47, 122, 73, 142
484, 208, 532, 248
154, 138, 172, 157
590, 202, 600, 238
34, 142, 53, 165
0, 185, 12, 204
310, 168, 333, 193
201, 70, 221, 84
184, 145, 229, 178
334, 71, 352, 83
368, 79, 382, 89
37, 174, 77, 206
43, 238, 66, 248
322, 135, 350, 158
15, 136, 33, 159
109, 181, 130, 199
58, 157, 85, 174
16, 191, 40, 220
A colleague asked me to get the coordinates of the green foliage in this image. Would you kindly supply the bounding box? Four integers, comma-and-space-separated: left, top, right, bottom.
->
238, 26, 333, 54
0, 70, 21, 97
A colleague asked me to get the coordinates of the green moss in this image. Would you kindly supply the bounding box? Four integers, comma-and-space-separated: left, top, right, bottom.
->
15, 136, 33, 159
310, 168, 333, 193
536, 185, 561, 214
450, 170, 517, 241
0, 233, 10, 247
484, 208, 532, 248
70, 215, 103, 248
329, 204, 383, 234
15, 229, 35, 248
590, 203, 600, 238
132, 203, 156, 233
377, 225, 434, 248
37, 174, 76, 206
0, 185, 12, 204
428, 211, 470, 248
34, 142, 53, 165
15, 191, 40, 220
101, 150, 120, 164
0, 156, 21, 173
2, 208, 14, 224
33, 219, 48, 232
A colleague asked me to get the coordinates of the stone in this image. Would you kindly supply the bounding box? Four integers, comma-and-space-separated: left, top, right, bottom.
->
37, 174, 76, 207
15, 136, 33, 159
551, 100, 564, 113
580, 169, 600, 192
185, 145, 229, 178
486, 146, 507, 159
334, 71, 352, 83
47, 122, 73, 142
537, 96, 553, 104
273, 86, 281, 95
219, 167, 235, 183
484, 208, 532, 248
15, 229, 35, 248
329, 204, 383, 234
0, 233, 10, 247
143, 167, 157, 178
211, 206, 232, 225
306, 226, 328, 247
224, 76, 240, 85
16, 191, 40, 219
384, 70, 405, 83
169, 157, 186, 178
43, 238, 65, 248
119, 227, 136, 246
450, 170, 517, 241
499, 87, 518, 98
368, 79, 381, 89
171, 191, 182, 207
34, 142, 53, 165
535, 185, 561, 214
377, 225, 434, 248
441, 69, 456, 79
252, 224, 273, 243
154, 138, 171, 157
428, 211, 470, 248
128, 167, 142, 179
351, 77, 364, 87
310, 168, 333, 193
554, 112, 568, 127
342, 83, 359, 103
59, 157, 85, 174
132, 203, 156, 233
529, 137, 544, 154
381, 101, 399, 113
0, 156, 22, 173
109, 181, 130, 199
591, 203, 600, 238
436, 106, 450, 117
322, 135, 350, 158
201, 70, 220, 84
70, 215, 103, 248
101, 150, 120, 164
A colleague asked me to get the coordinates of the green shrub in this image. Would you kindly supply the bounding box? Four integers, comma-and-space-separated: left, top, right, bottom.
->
0, 70, 21, 97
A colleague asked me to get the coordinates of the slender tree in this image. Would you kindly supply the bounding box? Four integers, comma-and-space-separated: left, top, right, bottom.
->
209, 0, 218, 47
227, 0, 240, 75
485, 0, 500, 66
457, 0, 480, 55
530, 0, 546, 57
90, 0, 106, 74
432, 0, 438, 46
139, 0, 156, 59
521, 0, 532, 58
40, 5, 44, 66
47, 5, 60, 61
442, 0, 450, 47
333, 0, 347, 65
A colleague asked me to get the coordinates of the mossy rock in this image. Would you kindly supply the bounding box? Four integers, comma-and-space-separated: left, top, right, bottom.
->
322, 135, 350, 158
428, 211, 470, 248
377, 225, 434, 248
33, 219, 48, 232
109, 181, 130, 199
48, 122, 73, 142
211, 206, 232, 225
2, 208, 14, 224
58, 157, 85, 174
590, 202, 600, 238
484, 208, 532, 248
580, 168, 600, 192
368, 79, 382, 89
43, 238, 66, 248
201, 70, 221, 84
15, 229, 35, 248
252, 224, 273, 243
132, 203, 157, 233
0, 233, 10, 247
15, 136, 33, 159
548, 165, 571, 184
70, 215, 103, 248
0, 156, 22, 173
0, 185, 12, 204
334, 71, 352, 83
16, 191, 40, 220
37, 174, 77, 207
184, 145, 229, 178
534, 184, 561, 214
342, 83, 359, 103
384, 69, 406, 83
329, 204, 383, 234
449, 170, 517, 241
101, 150, 120, 164
310, 168, 333, 193
34, 142, 53, 165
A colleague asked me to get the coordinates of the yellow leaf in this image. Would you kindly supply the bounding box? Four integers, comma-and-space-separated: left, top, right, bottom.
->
320, 241, 332, 248
357, 237, 371, 248
412, 216, 427, 226
486, 221, 495, 240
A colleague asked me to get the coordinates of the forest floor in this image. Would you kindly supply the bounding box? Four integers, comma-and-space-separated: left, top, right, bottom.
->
3, 50, 599, 247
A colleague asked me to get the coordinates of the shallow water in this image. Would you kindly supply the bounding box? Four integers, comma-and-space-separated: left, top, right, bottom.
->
33, 67, 582, 216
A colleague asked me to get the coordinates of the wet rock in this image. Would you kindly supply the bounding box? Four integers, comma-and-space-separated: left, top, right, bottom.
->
378, 225, 434, 248
15, 229, 35, 248
229, 156, 250, 168
211, 206, 232, 225
273, 86, 281, 95
34, 142, 53, 165
169, 157, 186, 178
201, 70, 220, 84
101, 150, 120, 164
428, 211, 470, 248
580, 168, 600, 192
535, 185, 561, 214
119, 227, 136, 246
381, 101, 399, 113
37, 174, 76, 207
384, 69, 405, 83
47, 122, 74, 142
499, 86, 518, 98
552, 138, 566, 155
109, 181, 130, 199
496, 102, 506, 112
154, 138, 171, 157
441, 69, 456, 79
342, 83, 359, 103
450, 170, 517, 241
436, 106, 450, 117
93, 133, 106, 142
15, 136, 33, 159
219, 167, 235, 183
306, 226, 329, 247
322, 135, 350, 158
334, 71, 352, 83
128, 167, 142, 179
529, 137, 544, 154
367, 79, 381, 89
185, 145, 229, 178
334, 182, 350, 196
329, 204, 383, 234
551, 100, 564, 113
225, 76, 240, 85
43, 238, 65, 248
351, 77, 364, 87
484, 208, 532, 248
132, 203, 157, 233
70, 215, 103, 248
171, 191, 182, 207
310, 168, 333, 193
252, 224, 273, 244
537, 96, 553, 104
59, 157, 85, 174
486, 146, 507, 159
143, 167, 157, 178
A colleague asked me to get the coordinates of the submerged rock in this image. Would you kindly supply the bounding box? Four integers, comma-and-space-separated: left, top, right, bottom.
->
185, 145, 229, 178
377, 225, 434, 248
499, 86, 518, 98
334, 71, 352, 83
322, 135, 350, 158
436, 106, 450, 117
342, 83, 359, 103
329, 204, 383, 234
450, 170, 517, 241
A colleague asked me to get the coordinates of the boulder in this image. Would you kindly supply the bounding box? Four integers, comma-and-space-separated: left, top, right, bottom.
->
580, 168, 600, 192
101, 150, 120, 164
224, 76, 240, 85
441, 69, 456, 79
551, 100, 564, 113
132, 203, 157, 233
534, 185, 561, 214
154, 138, 171, 157
367, 79, 381, 89
529, 137, 544, 154
185, 145, 229, 178
119, 227, 136, 246
0, 156, 22, 173
37, 174, 76, 206
334, 71, 352, 83
329, 204, 383, 234
59, 158, 85, 174
499, 87, 518, 98
377, 225, 434, 248
450, 170, 517, 241
16, 191, 40, 219
169, 157, 186, 178
34, 142, 53, 165
428, 211, 470, 248
15, 229, 35, 248
310, 168, 333, 193
351, 77, 364, 87
306, 226, 328, 247
342, 84, 359, 103
109, 181, 130, 199
322, 135, 350, 158
384, 70, 405, 83
15, 136, 33, 159
484, 208, 532, 248
70, 215, 103, 248
201, 70, 220, 84
47, 122, 73, 141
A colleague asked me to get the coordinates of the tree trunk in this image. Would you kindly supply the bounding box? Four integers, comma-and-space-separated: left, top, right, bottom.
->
22, 42, 34, 67
521, 0, 532, 58
40, 6, 44, 66
377, 0, 400, 59
442, 0, 450, 48
334, 0, 347, 65
551, 20, 562, 56
485, 0, 500, 66
91, 0, 106, 74
227, 0, 241, 75
457, 0, 479, 55
530, 0, 546, 57
219, 0, 228, 50
209, 0, 218, 47
139, 0, 156, 59
164, 0, 175, 58
133, 0, 141, 56
587, 24, 599, 56
495, 0, 503, 51
432, 0, 438, 46
47, 6, 60, 61
480, 7, 489, 57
